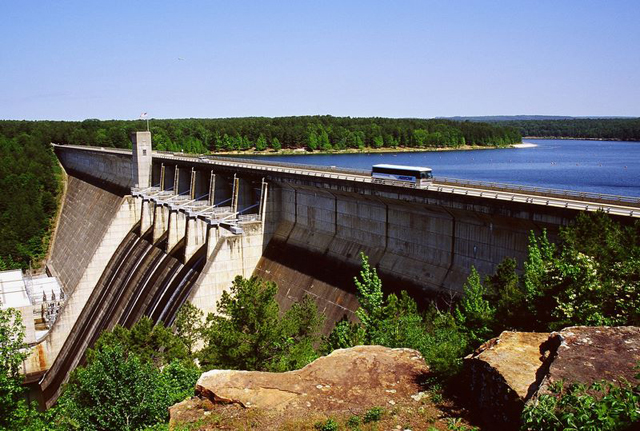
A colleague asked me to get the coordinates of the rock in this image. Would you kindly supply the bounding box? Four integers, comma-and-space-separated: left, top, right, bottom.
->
535, 326, 640, 397
464, 326, 640, 430
191, 346, 428, 414
464, 331, 550, 428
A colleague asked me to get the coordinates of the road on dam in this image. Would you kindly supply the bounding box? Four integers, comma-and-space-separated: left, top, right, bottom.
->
152, 150, 640, 219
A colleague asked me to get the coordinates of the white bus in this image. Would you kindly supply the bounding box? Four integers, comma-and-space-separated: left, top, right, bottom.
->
371, 164, 433, 188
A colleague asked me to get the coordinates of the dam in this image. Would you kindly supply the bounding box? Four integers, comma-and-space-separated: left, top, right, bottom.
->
24, 132, 640, 406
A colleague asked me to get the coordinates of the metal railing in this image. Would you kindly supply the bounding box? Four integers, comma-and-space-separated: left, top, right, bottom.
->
434, 177, 640, 208
155, 151, 370, 176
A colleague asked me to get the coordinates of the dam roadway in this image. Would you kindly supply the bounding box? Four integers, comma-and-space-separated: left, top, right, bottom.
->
64, 144, 640, 217
156, 151, 640, 218
25, 141, 639, 406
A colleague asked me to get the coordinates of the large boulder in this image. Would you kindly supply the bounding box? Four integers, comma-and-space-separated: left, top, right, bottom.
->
465, 331, 550, 427
535, 326, 640, 397
192, 345, 428, 413
464, 326, 640, 429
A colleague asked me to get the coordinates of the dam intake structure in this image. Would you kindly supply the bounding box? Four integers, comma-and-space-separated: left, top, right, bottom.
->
24, 132, 639, 406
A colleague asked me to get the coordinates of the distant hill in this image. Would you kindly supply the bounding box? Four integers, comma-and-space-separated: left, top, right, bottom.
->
439, 115, 634, 122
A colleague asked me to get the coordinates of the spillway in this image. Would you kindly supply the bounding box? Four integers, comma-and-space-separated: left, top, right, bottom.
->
40, 224, 205, 406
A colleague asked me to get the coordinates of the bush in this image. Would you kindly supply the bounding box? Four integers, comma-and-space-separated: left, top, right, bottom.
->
490, 213, 640, 332
314, 418, 339, 431
521, 379, 640, 431
346, 415, 361, 428
363, 406, 384, 423
421, 310, 468, 378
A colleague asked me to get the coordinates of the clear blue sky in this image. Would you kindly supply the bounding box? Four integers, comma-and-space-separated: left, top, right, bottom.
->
1, 1, 638, 120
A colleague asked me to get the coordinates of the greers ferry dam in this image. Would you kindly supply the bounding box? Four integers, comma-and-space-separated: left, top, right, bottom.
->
23, 132, 640, 406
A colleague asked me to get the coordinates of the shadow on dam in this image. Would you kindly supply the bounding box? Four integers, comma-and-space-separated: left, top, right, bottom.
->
41, 224, 206, 406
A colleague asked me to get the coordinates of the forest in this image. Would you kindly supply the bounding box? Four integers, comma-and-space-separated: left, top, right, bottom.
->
505, 118, 640, 141
0, 131, 61, 270
0, 116, 521, 154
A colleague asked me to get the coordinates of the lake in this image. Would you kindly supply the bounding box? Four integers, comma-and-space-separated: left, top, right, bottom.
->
240, 139, 640, 197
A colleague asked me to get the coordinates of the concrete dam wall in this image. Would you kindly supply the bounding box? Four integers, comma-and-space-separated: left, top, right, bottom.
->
253, 182, 568, 332
30, 144, 588, 405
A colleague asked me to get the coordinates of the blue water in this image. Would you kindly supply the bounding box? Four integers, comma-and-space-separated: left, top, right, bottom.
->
242, 139, 640, 197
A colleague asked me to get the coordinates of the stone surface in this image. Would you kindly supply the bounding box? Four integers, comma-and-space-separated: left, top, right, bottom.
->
464, 331, 550, 428
186, 346, 428, 415
464, 326, 640, 429
536, 326, 640, 396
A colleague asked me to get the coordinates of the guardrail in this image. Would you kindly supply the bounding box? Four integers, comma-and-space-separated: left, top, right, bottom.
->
155, 151, 371, 176
434, 177, 640, 208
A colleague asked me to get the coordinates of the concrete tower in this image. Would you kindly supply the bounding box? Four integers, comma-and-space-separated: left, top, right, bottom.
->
131, 131, 152, 188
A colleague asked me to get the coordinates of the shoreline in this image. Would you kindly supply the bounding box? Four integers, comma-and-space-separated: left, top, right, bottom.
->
209, 144, 511, 157
524, 136, 633, 142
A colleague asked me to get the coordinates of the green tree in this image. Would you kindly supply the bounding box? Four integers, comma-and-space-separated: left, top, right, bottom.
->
173, 302, 204, 357
325, 254, 469, 378
420, 309, 468, 378
522, 230, 558, 329
353, 253, 384, 343
270, 137, 282, 151
199, 276, 323, 372
0, 306, 27, 429
485, 258, 524, 330
318, 130, 332, 151
485, 212, 640, 332
57, 345, 198, 431
307, 130, 319, 151
93, 317, 190, 366
255, 134, 268, 151
455, 267, 496, 346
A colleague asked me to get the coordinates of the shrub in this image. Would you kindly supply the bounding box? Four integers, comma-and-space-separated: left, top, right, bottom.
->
325, 253, 469, 379
521, 379, 640, 431
363, 407, 384, 423
314, 418, 339, 431
346, 415, 361, 428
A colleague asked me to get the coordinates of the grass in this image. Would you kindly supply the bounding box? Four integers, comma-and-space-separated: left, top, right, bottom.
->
168, 395, 478, 430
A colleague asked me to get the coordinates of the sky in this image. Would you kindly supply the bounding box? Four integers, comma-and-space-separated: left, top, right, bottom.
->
1, 0, 639, 120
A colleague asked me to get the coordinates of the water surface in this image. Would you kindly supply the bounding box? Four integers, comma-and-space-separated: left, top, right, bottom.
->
241, 139, 640, 197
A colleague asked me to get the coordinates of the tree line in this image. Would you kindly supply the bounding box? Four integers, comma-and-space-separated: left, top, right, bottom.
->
506, 118, 640, 141
0, 116, 522, 153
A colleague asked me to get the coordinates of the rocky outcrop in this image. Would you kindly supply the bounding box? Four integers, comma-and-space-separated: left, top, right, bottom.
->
465, 331, 550, 427
535, 326, 640, 397
464, 326, 640, 429
196, 345, 427, 411
170, 346, 429, 426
